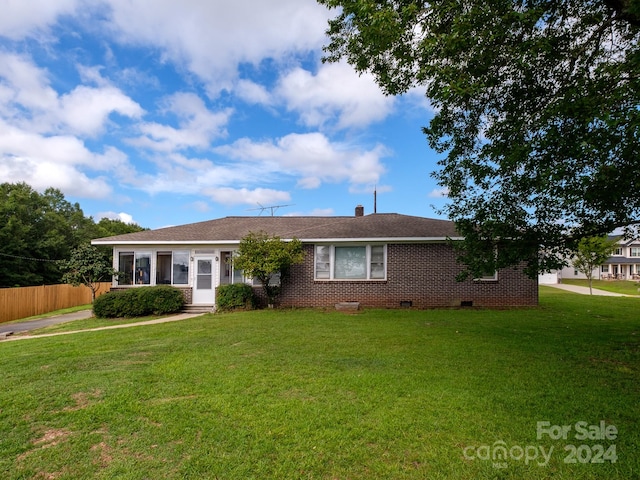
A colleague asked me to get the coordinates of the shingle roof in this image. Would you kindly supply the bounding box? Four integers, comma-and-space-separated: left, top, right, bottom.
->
92, 213, 459, 245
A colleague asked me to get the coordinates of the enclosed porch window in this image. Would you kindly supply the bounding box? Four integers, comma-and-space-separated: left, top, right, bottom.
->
155, 251, 189, 285
117, 252, 151, 285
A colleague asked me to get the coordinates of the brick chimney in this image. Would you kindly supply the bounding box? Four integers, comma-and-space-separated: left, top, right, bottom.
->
355, 205, 364, 217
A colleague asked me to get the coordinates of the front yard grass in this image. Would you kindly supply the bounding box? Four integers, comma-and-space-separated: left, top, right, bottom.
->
0, 287, 638, 479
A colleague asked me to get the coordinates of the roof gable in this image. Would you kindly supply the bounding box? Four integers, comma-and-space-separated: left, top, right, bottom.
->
92, 213, 459, 245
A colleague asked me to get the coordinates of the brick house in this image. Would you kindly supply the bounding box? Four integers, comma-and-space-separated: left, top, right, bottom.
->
91, 207, 538, 309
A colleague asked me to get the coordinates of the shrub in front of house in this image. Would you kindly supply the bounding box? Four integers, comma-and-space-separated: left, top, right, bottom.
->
93, 286, 184, 318
216, 283, 256, 311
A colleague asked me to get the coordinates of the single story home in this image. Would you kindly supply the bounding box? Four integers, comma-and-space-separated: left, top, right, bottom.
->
91, 206, 538, 309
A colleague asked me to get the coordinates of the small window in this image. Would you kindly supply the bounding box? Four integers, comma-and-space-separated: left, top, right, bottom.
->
601, 265, 610, 273
614, 247, 623, 256
315, 246, 330, 279
475, 272, 498, 281
370, 245, 385, 279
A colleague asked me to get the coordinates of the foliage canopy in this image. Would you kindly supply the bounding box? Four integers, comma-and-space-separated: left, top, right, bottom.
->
233, 231, 305, 306
61, 243, 117, 302
0, 182, 146, 287
320, 0, 640, 276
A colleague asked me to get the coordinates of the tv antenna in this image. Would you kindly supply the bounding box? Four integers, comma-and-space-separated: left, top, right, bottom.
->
247, 203, 294, 216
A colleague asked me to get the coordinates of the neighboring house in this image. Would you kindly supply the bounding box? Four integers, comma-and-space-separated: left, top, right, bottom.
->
554, 236, 640, 282
91, 207, 538, 309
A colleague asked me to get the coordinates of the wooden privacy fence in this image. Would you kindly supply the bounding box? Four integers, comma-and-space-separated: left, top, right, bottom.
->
0, 283, 111, 324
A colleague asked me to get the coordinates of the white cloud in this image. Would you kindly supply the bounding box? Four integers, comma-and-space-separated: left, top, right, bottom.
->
0, 51, 58, 115
404, 85, 438, 113
0, 51, 144, 136
0, 1, 406, 219
131, 92, 232, 151
235, 79, 272, 106
103, 0, 332, 95
275, 62, 395, 129
59, 85, 144, 137
300, 208, 334, 216
428, 187, 449, 198
97, 211, 137, 224
216, 132, 388, 190
202, 187, 291, 207
189, 201, 211, 213
0, 0, 81, 40
0, 154, 111, 198
0, 119, 137, 198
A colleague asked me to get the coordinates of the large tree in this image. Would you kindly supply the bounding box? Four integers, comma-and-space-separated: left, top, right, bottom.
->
0, 182, 146, 287
0, 183, 90, 286
320, 0, 640, 277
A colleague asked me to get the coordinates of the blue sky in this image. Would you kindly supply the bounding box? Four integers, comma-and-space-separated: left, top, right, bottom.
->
0, 0, 447, 230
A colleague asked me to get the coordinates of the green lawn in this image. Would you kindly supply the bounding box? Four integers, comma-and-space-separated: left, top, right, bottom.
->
561, 278, 640, 295
0, 287, 638, 479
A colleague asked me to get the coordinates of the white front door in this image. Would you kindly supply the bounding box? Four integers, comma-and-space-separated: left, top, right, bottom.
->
192, 256, 216, 304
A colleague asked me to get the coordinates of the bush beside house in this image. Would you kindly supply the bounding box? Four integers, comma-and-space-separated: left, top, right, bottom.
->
93, 286, 184, 318
216, 283, 256, 311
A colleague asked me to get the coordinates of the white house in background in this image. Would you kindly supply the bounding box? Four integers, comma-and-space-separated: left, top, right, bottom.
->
543, 236, 640, 283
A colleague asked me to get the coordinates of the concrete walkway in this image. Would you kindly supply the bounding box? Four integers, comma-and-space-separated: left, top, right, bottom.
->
0, 309, 94, 336
0, 312, 202, 342
544, 283, 633, 296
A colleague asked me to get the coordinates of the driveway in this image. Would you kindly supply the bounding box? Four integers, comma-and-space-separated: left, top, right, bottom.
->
0, 312, 202, 342
545, 284, 632, 296
0, 310, 94, 336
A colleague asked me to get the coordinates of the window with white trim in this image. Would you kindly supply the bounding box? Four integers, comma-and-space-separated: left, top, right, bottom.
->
156, 250, 189, 285
118, 250, 188, 286
630, 247, 640, 257
614, 247, 623, 256
315, 244, 386, 280
475, 271, 498, 281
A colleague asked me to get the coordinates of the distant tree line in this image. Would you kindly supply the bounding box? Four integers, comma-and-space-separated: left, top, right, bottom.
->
0, 182, 145, 288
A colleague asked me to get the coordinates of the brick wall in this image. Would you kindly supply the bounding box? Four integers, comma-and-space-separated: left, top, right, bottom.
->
273, 243, 538, 308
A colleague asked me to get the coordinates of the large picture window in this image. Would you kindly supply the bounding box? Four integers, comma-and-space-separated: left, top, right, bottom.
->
315, 244, 386, 280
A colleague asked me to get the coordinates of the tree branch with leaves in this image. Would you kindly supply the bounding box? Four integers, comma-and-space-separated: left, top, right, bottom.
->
320, 0, 640, 278
61, 243, 117, 302
232, 231, 305, 307
572, 236, 619, 294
